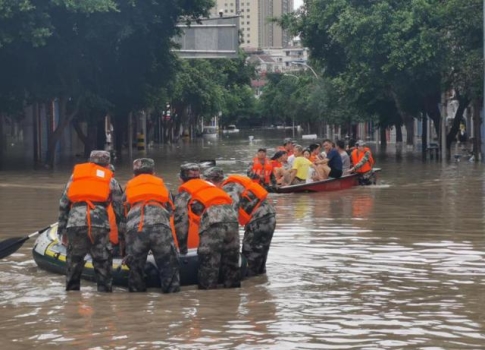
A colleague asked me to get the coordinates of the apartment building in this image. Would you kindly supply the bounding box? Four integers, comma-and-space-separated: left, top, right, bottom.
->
212, 0, 294, 49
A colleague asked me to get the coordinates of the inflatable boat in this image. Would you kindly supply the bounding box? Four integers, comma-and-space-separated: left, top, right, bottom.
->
32, 224, 246, 288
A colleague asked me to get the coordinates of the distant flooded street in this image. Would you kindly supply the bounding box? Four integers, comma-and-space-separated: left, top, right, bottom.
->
1, 131, 484, 349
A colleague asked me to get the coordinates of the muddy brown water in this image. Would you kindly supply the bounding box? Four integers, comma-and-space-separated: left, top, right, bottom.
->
0, 132, 484, 349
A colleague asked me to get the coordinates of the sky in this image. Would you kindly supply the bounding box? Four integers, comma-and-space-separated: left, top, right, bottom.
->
294, 0, 303, 10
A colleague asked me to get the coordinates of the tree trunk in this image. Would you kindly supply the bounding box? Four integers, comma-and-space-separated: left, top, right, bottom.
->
421, 113, 427, 158
0, 113, 4, 170
380, 127, 387, 149
83, 119, 98, 159
424, 94, 441, 136
404, 115, 414, 146
72, 119, 88, 146
395, 124, 403, 143
472, 99, 482, 161
446, 94, 469, 151
44, 97, 81, 168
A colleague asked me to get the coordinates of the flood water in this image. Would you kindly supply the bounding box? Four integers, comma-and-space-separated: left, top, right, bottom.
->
1, 131, 484, 349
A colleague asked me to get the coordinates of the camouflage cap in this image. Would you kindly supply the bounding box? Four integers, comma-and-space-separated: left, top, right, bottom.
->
180, 162, 200, 180
89, 150, 110, 166
203, 167, 225, 182
133, 158, 155, 172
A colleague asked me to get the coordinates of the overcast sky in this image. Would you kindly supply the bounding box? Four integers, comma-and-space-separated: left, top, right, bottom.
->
294, 0, 303, 10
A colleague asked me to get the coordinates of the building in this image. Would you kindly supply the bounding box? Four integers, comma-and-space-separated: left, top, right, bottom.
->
211, 0, 294, 49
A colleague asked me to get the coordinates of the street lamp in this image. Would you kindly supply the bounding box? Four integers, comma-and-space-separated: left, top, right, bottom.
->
290, 61, 319, 79
283, 73, 300, 80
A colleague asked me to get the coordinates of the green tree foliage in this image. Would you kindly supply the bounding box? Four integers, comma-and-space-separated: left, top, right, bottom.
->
0, 0, 217, 165
277, 0, 482, 150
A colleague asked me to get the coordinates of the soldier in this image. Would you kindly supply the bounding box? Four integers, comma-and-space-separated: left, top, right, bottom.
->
173, 163, 241, 289
58, 150, 123, 292
203, 167, 276, 277
123, 158, 180, 293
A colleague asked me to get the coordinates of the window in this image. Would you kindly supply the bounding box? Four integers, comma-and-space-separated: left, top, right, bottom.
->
247, 21, 250, 24
247, 15, 250, 18
247, 33, 250, 37
247, 40, 250, 44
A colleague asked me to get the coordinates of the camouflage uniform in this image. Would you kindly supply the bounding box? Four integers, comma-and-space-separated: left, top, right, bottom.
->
205, 167, 276, 277
174, 163, 241, 289
123, 158, 180, 293
58, 150, 124, 292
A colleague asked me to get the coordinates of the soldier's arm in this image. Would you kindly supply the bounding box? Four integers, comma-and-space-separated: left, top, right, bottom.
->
173, 192, 189, 254
246, 161, 258, 180
353, 151, 370, 171
223, 184, 241, 213
57, 177, 72, 237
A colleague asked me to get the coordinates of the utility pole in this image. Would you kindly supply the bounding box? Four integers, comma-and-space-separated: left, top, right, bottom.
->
441, 92, 447, 161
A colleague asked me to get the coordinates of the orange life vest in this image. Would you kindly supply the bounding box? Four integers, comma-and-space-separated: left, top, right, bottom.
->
251, 157, 272, 185
68, 163, 112, 203
107, 204, 118, 244
271, 159, 282, 169
179, 179, 233, 248
67, 163, 113, 242
351, 147, 375, 174
125, 174, 176, 243
222, 175, 268, 225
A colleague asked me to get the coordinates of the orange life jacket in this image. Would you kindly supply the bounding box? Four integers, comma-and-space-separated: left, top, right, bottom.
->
222, 175, 268, 225
351, 147, 375, 174
271, 160, 282, 169
107, 204, 118, 245
125, 174, 176, 242
179, 179, 233, 248
67, 163, 113, 242
251, 157, 272, 185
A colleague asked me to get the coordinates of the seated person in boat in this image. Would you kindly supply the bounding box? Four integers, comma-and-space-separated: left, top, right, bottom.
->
276, 138, 295, 157
313, 139, 343, 180
349, 140, 375, 184
308, 143, 321, 163
270, 150, 291, 186
247, 148, 276, 191
287, 145, 316, 185
336, 139, 351, 173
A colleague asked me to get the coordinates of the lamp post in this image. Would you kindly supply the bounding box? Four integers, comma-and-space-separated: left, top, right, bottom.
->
290, 61, 319, 79
283, 73, 300, 80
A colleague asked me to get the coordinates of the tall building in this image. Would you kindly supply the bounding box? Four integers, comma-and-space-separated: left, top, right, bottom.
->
212, 0, 294, 49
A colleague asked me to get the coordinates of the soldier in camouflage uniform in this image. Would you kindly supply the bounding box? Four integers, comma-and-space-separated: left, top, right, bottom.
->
123, 158, 180, 293
174, 163, 241, 289
58, 150, 124, 292
204, 167, 276, 276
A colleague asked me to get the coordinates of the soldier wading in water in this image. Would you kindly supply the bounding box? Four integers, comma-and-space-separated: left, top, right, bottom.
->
204, 167, 276, 276
123, 158, 180, 293
58, 150, 123, 292
174, 163, 241, 289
